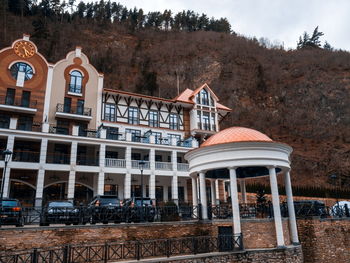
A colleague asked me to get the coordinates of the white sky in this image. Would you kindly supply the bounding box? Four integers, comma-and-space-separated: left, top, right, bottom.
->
81, 0, 350, 51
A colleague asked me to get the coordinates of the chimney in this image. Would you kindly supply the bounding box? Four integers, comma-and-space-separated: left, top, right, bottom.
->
23, 34, 30, 41
75, 46, 82, 57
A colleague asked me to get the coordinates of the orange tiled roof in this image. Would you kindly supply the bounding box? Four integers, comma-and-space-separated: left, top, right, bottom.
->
201, 127, 272, 147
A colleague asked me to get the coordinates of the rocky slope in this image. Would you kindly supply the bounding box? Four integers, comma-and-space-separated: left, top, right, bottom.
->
1, 19, 349, 188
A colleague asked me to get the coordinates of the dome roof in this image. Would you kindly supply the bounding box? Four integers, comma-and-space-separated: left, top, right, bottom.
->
201, 127, 272, 147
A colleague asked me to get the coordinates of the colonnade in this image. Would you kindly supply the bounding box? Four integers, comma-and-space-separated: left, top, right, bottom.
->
190, 166, 299, 247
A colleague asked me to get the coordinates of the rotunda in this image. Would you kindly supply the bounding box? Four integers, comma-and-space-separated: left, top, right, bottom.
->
185, 127, 299, 247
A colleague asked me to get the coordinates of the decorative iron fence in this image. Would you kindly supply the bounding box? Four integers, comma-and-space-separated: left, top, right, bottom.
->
0, 234, 243, 262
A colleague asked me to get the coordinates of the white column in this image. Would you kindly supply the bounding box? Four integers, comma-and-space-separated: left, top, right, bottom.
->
124, 173, 131, 199
172, 174, 179, 205
215, 180, 220, 201
164, 185, 168, 201
284, 171, 299, 244
191, 176, 198, 206
172, 150, 177, 172
222, 180, 227, 202
2, 136, 15, 198
35, 139, 48, 206
210, 179, 216, 206
149, 173, 156, 202
9, 118, 17, 130
67, 142, 77, 201
229, 168, 241, 235
97, 144, 106, 195
199, 171, 208, 220
269, 166, 285, 247
240, 179, 247, 204
150, 148, 155, 170
125, 146, 131, 169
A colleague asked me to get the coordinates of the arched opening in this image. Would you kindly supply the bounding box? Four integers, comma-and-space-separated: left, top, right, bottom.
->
43, 182, 67, 204
9, 180, 36, 207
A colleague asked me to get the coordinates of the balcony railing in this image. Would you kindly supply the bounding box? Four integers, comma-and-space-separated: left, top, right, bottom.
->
17, 122, 41, 132
76, 156, 99, 166
177, 163, 189, 171
131, 160, 150, 169
12, 150, 40, 163
79, 129, 99, 138
46, 153, 70, 164
155, 161, 172, 170
56, 103, 92, 116
0, 95, 37, 108
105, 158, 126, 168
49, 125, 70, 135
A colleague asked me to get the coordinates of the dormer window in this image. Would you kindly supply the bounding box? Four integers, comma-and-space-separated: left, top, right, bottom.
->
200, 89, 209, 105
69, 70, 83, 94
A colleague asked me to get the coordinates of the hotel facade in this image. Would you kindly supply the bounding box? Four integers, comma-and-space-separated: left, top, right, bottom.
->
0, 35, 231, 207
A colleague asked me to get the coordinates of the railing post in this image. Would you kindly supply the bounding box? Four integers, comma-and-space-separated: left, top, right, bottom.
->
31, 248, 38, 263
136, 242, 140, 261
63, 245, 70, 263
192, 237, 197, 255
166, 239, 171, 258
104, 242, 108, 263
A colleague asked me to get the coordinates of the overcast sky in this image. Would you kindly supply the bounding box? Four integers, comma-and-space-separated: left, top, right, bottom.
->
100, 0, 349, 51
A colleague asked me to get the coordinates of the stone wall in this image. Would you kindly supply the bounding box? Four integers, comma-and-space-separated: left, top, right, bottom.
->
297, 218, 350, 263
148, 246, 303, 263
0, 219, 289, 251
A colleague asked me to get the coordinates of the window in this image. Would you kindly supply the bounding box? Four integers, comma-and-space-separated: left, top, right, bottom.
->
169, 113, 179, 130
211, 113, 216, 131
56, 120, 69, 135
21, 91, 30, 107
128, 107, 139, 125
5, 88, 15, 105
63, 97, 71, 113
77, 100, 84, 115
152, 132, 162, 144
168, 134, 181, 144
10, 62, 34, 81
17, 116, 33, 131
104, 104, 116, 121
200, 89, 209, 105
197, 110, 201, 129
126, 128, 141, 142
149, 110, 159, 127
69, 70, 83, 93
202, 112, 210, 130
106, 127, 119, 140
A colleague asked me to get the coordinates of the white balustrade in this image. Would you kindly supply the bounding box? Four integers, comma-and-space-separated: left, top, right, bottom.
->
131, 160, 150, 169
155, 161, 172, 170
177, 163, 189, 171
105, 158, 126, 168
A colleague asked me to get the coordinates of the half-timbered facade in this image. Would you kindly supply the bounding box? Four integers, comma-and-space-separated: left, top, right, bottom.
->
0, 35, 231, 207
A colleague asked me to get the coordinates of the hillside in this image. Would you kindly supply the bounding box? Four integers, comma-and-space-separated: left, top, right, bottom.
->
1, 12, 349, 190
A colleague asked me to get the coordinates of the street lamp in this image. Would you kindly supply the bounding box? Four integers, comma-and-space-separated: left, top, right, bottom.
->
1, 149, 13, 200
139, 160, 146, 222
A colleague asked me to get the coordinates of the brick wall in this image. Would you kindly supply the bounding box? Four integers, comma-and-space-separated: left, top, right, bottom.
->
151, 246, 303, 263
297, 218, 350, 263
0, 220, 287, 251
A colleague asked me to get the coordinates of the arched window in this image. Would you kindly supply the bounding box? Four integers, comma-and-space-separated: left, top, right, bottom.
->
10, 62, 34, 81
69, 70, 83, 93
200, 89, 209, 105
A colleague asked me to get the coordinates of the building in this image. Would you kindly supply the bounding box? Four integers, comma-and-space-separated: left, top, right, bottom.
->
0, 34, 231, 207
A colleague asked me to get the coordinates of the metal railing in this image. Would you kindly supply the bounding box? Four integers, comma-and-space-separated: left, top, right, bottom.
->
131, 160, 150, 169
177, 163, 189, 171
46, 153, 70, 164
56, 103, 92, 116
76, 157, 99, 166
0, 95, 37, 108
105, 158, 126, 168
155, 161, 172, 170
78, 129, 99, 138
49, 125, 70, 135
0, 234, 243, 262
12, 150, 40, 163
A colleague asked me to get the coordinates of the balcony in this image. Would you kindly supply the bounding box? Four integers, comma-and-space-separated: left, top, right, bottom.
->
177, 163, 189, 171
46, 152, 70, 164
0, 96, 37, 114
76, 157, 99, 166
12, 150, 40, 163
49, 125, 70, 135
78, 128, 99, 138
105, 158, 126, 168
55, 103, 92, 121
155, 161, 172, 171
131, 160, 150, 169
